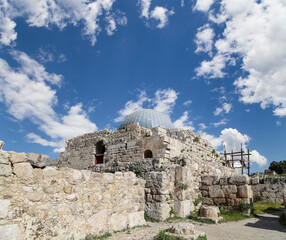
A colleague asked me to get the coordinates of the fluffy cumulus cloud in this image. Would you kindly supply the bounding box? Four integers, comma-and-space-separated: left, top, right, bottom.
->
0, 0, 127, 46
114, 88, 178, 122
138, 0, 174, 29
0, 51, 97, 152
195, 0, 286, 117
173, 111, 194, 131
194, 0, 214, 12
194, 24, 214, 56
200, 128, 267, 167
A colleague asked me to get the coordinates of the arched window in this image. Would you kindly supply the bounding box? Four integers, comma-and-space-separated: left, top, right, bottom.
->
95, 141, 105, 164
144, 149, 153, 159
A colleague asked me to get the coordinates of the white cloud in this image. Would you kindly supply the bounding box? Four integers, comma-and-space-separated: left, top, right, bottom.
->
114, 91, 148, 123
212, 118, 228, 127
198, 123, 207, 130
0, 0, 124, 46
214, 102, 232, 116
276, 121, 281, 126
153, 88, 178, 115
114, 88, 178, 122
150, 6, 174, 29
138, 0, 174, 29
0, 51, 97, 152
195, 24, 214, 55
251, 150, 268, 167
199, 128, 267, 167
183, 100, 192, 106
195, 0, 286, 117
173, 111, 194, 130
194, 0, 214, 12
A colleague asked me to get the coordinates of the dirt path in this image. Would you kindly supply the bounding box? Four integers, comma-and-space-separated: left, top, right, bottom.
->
108, 210, 286, 240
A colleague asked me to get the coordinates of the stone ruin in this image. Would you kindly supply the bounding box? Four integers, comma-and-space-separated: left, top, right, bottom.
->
0, 109, 255, 239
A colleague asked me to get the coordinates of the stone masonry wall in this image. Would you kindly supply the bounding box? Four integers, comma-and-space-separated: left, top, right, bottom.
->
0, 148, 145, 240
62, 124, 222, 170
200, 175, 253, 208
251, 177, 286, 204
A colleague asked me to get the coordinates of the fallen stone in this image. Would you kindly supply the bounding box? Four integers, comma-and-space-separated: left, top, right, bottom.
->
27, 192, 43, 202
170, 222, 195, 235
199, 205, 221, 223
8, 152, 27, 164
0, 224, 21, 240
13, 162, 33, 178
26, 153, 50, 167
0, 200, 10, 219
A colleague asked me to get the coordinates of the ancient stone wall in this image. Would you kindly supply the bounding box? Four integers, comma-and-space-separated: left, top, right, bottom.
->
62, 124, 222, 170
200, 175, 253, 208
251, 177, 286, 204
0, 148, 146, 240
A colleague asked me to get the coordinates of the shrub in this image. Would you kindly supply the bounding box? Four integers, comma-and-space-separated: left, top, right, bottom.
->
194, 196, 204, 206
135, 166, 143, 175
193, 137, 200, 143
144, 213, 158, 222
240, 202, 252, 212
178, 184, 188, 190
255, 195, 263, 202
154, 230, 185, 240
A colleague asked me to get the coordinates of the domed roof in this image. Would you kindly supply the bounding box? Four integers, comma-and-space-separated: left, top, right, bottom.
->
119, 109, 174, 129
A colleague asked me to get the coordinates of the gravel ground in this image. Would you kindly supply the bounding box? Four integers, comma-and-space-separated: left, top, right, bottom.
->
107, 210, 286, 240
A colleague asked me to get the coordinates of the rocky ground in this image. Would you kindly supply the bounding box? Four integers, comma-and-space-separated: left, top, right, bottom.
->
107, 210, 286, 240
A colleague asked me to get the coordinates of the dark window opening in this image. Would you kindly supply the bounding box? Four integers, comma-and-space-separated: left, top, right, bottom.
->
144, 149, 153, 159
95, 141, 105, 164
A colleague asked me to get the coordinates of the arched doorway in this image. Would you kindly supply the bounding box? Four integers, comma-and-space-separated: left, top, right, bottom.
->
144, 149, 153, 159
95, 141, 105, 164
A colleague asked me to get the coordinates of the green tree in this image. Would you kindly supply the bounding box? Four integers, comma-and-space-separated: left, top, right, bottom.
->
269, 160, 286, 174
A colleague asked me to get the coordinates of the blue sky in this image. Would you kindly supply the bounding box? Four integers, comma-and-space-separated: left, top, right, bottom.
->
0, 0, 285, 173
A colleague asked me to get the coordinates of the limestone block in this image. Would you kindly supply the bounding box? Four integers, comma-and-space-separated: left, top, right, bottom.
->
13, 162, 33, 178
222, 185, 237, 196
174, 200, 191, 218
72, 169, 83, 183
209, 185, 225, 198
8, 151, 27, 164
32, 168, 43, 182
109, 213, 128, 231
201, 176, 216, 186
0, 164, 12, 176
0, 200, 10, 219
251, 177, 259, 185
27, 192, 44, 202
238, 185, 253, 198
66, 194, 77, 201
103, 173, 114, 182
0, 224, 21, 240
229, 175, 249, 185
0, 151, 9, 164
219, 177, 228, 185
26, 153, 50, 167
88, 209, 108, 234
128, 211, 146, 228
145, 202, 170, 221
199, 205, 219, 219
170, 222, 196, 236
43, 167, 60, 178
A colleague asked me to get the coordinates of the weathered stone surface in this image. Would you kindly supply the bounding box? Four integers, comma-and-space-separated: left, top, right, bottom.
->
27, 192, 44, 202
238, 185, 253, 198
128, 211, 146, 228
13, 162, 33, 178
0, 140, 4, 150
66, 193, 77, 201
170, 222, 196, 235
0, 164, 12, 176
63, 186, 73, 194
174, 200, 191, 218
109, 213, 128, 231
201, 176, 216, 186
8, 151, 27, 163
88, 209, 108, 234
0, 151, 9, 164
0, 224, 21, 240
251, 177, 259, 185
199, 205, 220, 219
222, 185, 237, 196
229, 175, 249, 185
209, 185, 225, 198
26, 152, 50, 167
43, 167, 59, 178
32, 168, 43, 182
72, 169, 82, 183
0, 200, 10, 219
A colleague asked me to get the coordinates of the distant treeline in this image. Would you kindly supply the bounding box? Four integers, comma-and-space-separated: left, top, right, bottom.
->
269, 160, 286, 174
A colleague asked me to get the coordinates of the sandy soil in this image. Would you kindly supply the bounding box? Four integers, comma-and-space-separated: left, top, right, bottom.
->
108, 210, 286, 240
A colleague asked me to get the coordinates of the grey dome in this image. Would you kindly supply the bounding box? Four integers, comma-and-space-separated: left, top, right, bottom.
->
119, 109, 174, 129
